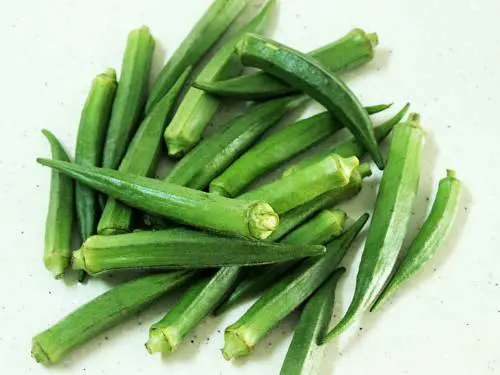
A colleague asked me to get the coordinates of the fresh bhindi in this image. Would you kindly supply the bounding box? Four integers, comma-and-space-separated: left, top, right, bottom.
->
222, 214, 368, 360
31, 271, 196, 365
97, 67, 191, 235
145, 0, 247, 114
36, 159, 279, 239
194, 28, 378, 100
371, 170, 462, 312
235, 33, 385, 170
41, 130, 74, 279
323, 113, 425, 342
164, 0, 276, 157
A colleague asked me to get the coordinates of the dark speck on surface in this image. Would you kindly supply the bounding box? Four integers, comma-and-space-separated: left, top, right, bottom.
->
191, 340, 194, 344
48, 291, 52, 295
105, 336, 109, 340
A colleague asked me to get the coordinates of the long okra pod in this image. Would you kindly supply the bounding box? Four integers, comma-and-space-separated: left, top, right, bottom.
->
102, 26, 155, 171
72, 228, 326, 275
31, 271, 196, 365
164, 0, 276, 158
41, 130, 74, 278
222, 214, 369, 360
194, 28, 378, 100
145, 0, 247, 114
236, 33, 384, 170
324, 113, 425, 342
97, 68, 191, 235
370, 170, 462, 312
36, 159, 279, 239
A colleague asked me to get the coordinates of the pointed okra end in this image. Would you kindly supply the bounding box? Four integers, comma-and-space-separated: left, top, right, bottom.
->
145, 328, 178, 355
248, 202, 279, 240
332, 154, 360, 187
367, 32, 379, 47
407, 112, 421, 127
71, 249, 86, 272
446, 169, 458, 180
358, 163, 373, 179
44, 254, 70, 279
31, 338, 52, 365
222, 328, 252, 361
97, 68, 117, 83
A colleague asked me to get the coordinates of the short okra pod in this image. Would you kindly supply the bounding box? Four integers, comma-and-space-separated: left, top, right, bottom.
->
97, 67, 191, 235
145, 0, 247, 114
371, 170, 462, 312
222, 214, 369, 360
36, 159, 279, 239
194, 28, 378, 100
164, 0, 276, 158
236, 33, 384, 170
324, 113, 425, 342
102, 26, 155, 171
31, 271, 196, 365
41, 130, 74, 279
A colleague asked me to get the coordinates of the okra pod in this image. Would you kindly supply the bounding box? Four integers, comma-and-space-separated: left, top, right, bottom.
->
371, 170, 462, 312
72, 228, 326, 275
41, 130, 74, 278
236, 154, 359, 214
31, 271, 196, 365
164, 0, 276, 158
236, 33, 385, 170
324, 113, 425, 342
145, 0, 247, 114
97, 67, 191, 235
102, 26, 155, 171
193, 28, 378, 100
222, 214, 369, 360
36, 159, 279, 239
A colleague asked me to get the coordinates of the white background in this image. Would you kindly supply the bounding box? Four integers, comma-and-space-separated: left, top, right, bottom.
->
1, 0, 499, 374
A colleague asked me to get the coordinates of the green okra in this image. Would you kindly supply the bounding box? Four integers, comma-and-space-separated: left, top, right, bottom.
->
31, 271, 196, 365
236, 33, 385, 170
36, 159, 279, 239
97, 67, 191, 235
41, 130, 74, 279
164, 0, 276, 158
72, 228, 326, 275
193, 28, 378, 100
280, 270, 344, 375
145, 0, 247, 114
214, 209, 347, 315
365, 103, 393, 114
102, 26, 155, 171
222, 214, 369, 360
371, 170, 462, 312
75, 68, 117, 242
236, 154, 359, 214
324, 113, 425, 342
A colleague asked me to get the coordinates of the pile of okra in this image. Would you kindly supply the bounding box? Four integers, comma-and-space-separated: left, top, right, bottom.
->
33, 0, 463, 372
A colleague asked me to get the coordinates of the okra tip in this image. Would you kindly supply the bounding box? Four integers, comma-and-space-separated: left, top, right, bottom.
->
446, 169, 457, 180
358, 163, 373, 178
31, 339, 51, 365
222, 329, 251, 361
71, 249, 86, 272
145, 329, 175, 355
367, 32, 379, 47
99, 68, 117, 82
44, 254, 70, 279
248, 202, 280, 239
407, 112, 421, 126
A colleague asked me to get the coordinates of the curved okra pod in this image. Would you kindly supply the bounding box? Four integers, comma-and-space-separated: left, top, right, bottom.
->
145, 0, 247, 114
31, 271, 196, 365
71, 228, 326, 275
236, 33, 384, 170
193, 28, 378, 100
102, 26, 155, 171
323, 113, 425, 342
36, 159, 279, 240
97, 67, 191, 235
164, 0, 276, 158
370, 170, 462, 312
222, 214, 369, 360
41, 130, 74, 278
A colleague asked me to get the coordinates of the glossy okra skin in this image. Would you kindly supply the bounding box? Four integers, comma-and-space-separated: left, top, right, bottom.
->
145, 0, 247, 114
371, 170, 462, 312
222, 214, 369, 360
236, 33, 384, 170
41, 130, 74, 279
75, 69, 117, 242
193, 28, 378, 100
324, 113, 425, 342
279, 270, 344, 375
97, 68, 191, 235
102, 26, 155, 171
214, 209, 347, 315
236, 154, 359, 214
71, 228, 326, 275
31, 271, 196, 365
36, 159, 279, 239
164, 0, 276, 158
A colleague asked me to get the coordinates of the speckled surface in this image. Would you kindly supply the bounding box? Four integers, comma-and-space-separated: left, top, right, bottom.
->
0, 0, 498, 374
